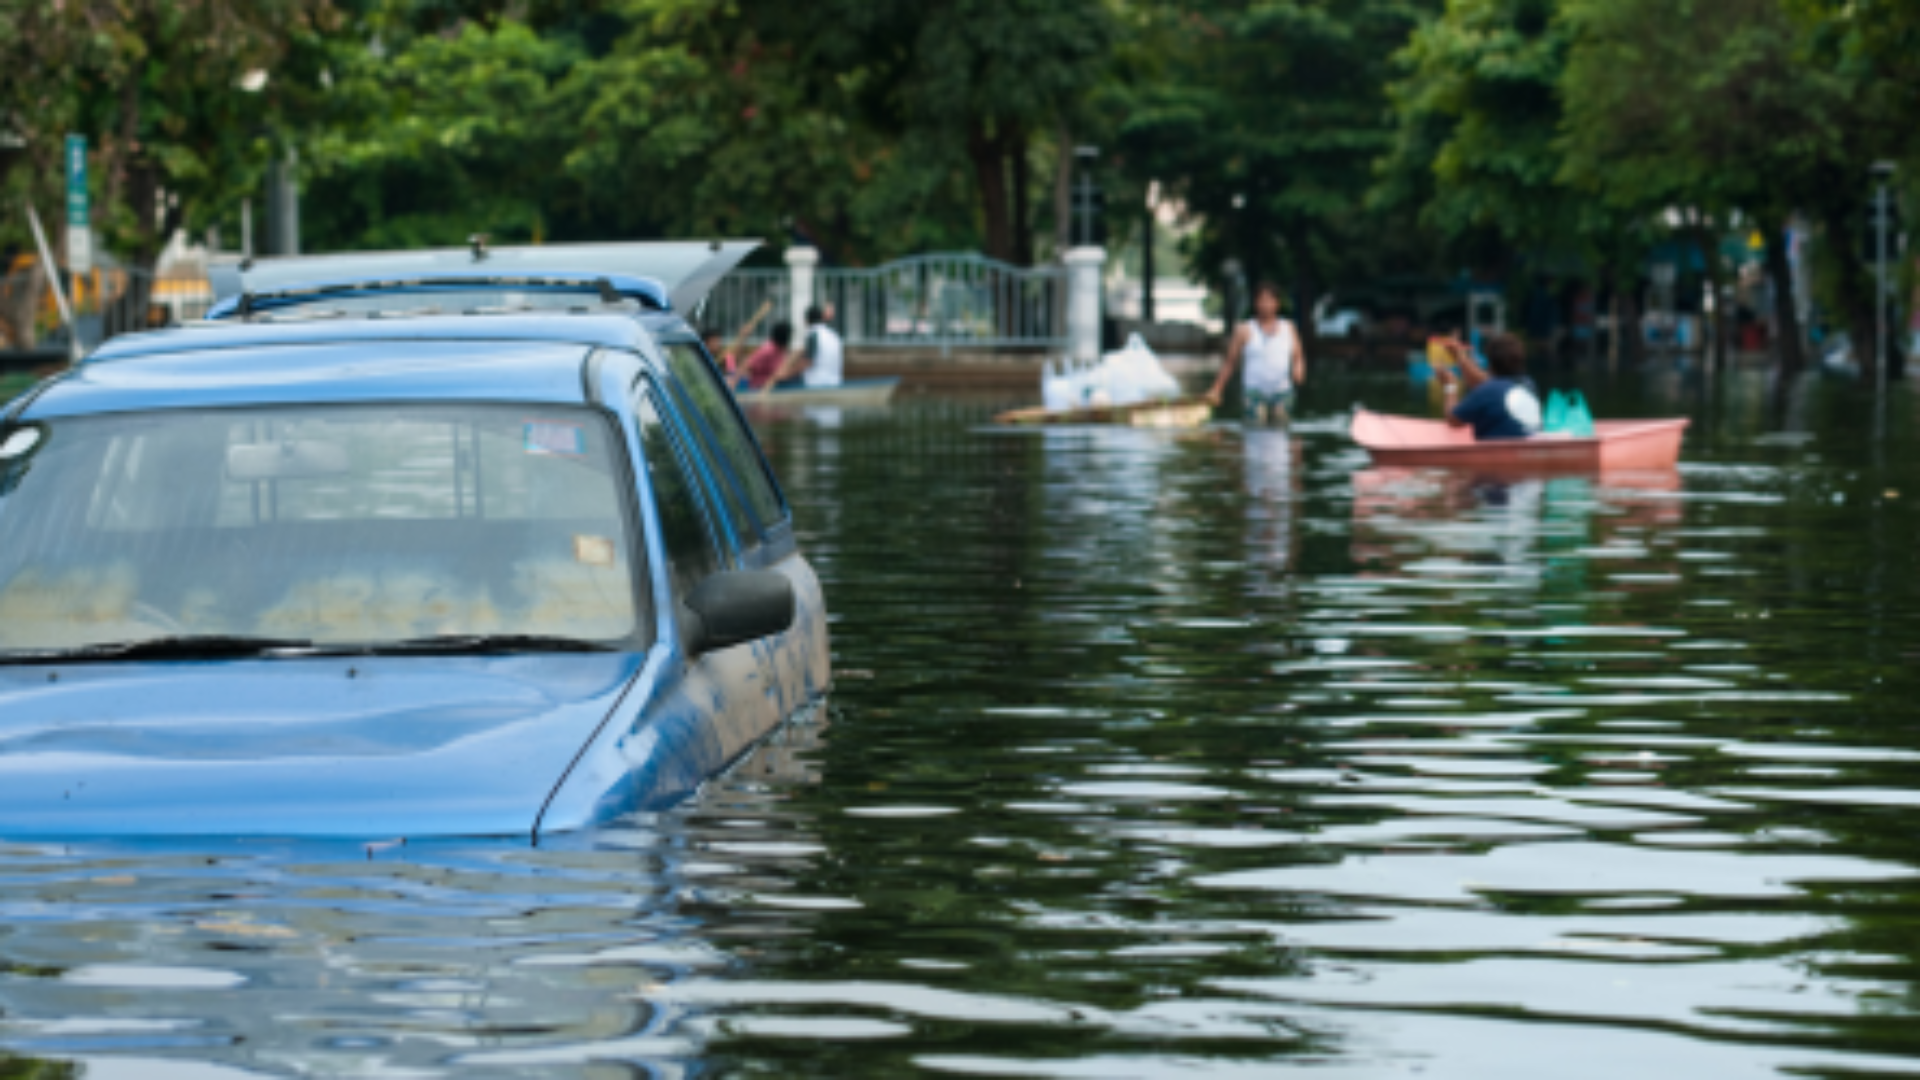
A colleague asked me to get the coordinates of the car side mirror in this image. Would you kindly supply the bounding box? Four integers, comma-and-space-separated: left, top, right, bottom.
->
685, 570, 795, 656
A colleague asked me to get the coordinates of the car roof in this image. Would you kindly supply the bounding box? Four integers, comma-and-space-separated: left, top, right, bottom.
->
23, 314, 668, 420
208, 240, 758, 317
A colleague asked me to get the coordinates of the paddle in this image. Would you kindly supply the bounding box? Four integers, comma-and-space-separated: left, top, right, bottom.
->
726, 299, 774, 376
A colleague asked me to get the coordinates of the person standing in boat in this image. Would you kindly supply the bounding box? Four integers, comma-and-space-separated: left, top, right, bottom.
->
1207, 282, 1307, 424
1437, 332, 1542, 440
768, 305, 845, 392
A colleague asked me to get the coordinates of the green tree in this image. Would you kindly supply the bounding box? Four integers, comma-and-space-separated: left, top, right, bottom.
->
1377, 0, 1577, 257
561, 0, 989, 264
0, 0, 341, 346
736, 0, 1120, 266
1115, 0, 1436, 329
0, 0, 340, 268
307, 0, 1006, 265
1558, 0, 1848, 374
1787, 0, 1920, 378
302, 16, 588, 250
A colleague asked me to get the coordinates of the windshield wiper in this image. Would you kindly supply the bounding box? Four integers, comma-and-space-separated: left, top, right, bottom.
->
371, 634, 619, 656
0, 635, 320, 665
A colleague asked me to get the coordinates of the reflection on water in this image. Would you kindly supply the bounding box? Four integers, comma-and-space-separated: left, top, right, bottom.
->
5, 371, 1920, 1075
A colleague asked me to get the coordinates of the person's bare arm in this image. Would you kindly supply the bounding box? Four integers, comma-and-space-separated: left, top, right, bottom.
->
1290, 321, 1307, 387
1207, 324, 1250, 404
1450, 339, 1491, 390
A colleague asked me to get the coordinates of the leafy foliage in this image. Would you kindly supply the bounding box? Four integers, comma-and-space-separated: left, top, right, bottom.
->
1113, 0, 1437, 319
1376, 0, 1579, 251
0, 0, 341, 268
303, 18, 586, 250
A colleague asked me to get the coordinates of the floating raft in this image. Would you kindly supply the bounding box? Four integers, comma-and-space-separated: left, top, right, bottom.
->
1350, 409, 1689, 473
995, 396, 1214, 429
737, 377, 901, 407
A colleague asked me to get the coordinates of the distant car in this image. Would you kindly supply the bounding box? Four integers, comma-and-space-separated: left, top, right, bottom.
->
0, 243, 830, 840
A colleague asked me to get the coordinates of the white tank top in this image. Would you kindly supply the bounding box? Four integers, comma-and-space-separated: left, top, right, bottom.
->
802, 325, 844, 388
1243, 318, 1296, 394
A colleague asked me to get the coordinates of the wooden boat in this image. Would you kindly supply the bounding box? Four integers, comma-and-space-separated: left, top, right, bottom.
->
738, 377, 900, 407
1350, 409, 1688, 472
995, 395, 1213, 429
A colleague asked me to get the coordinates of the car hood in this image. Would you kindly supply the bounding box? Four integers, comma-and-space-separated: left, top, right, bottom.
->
0, 654, 644, 839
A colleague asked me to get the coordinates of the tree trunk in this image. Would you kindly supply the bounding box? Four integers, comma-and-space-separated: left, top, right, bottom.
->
1620, 282, 1645, 366
1761, 220, 1806, 380
1141, 194, 1155, 324
1287, 218, 1318, 338
1009, 122, 1031, 268
110, 161, 169, 343
1608, 289, 1620, 372
968, 121, 1013, 264
1692, 219, 1729, 374
1819, 204, 1879, 383
1052, 120, 1073, 258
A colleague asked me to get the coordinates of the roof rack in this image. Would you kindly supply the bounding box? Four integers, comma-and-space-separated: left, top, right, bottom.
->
207, 272, 668, 321
207, 240, 759, 319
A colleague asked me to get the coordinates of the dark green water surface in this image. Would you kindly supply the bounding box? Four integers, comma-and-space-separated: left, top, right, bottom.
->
3, 367, 1920, 1078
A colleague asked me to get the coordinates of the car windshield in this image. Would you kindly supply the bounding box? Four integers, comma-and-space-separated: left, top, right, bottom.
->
0, 404, 644, 655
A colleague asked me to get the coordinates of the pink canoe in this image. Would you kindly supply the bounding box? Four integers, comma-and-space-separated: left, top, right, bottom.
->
1350, 409, 1689, 473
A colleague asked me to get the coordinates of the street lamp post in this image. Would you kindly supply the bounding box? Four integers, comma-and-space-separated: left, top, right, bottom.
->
1073, 146, 1101, 249
1871, 161, 1897, 397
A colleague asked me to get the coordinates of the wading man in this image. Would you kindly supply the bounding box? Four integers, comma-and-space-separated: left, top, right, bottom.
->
1208, 282, 1307, 424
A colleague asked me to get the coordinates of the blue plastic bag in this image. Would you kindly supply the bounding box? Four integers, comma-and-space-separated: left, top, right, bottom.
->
1542, 390, 1596, 437
1544, 390, 1570, 433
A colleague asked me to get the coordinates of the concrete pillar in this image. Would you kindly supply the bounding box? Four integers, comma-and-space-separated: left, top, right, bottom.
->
1064, 246, 1106, 362
785, 246, 818, 334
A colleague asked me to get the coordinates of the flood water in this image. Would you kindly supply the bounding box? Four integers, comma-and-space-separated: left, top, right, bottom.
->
4, 364, 1920, 1077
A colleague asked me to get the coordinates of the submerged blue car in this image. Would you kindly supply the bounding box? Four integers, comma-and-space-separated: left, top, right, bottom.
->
0, 242, 829, 841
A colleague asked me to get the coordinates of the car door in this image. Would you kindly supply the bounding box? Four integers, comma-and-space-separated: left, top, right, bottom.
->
628, 377, 795, 771
653, 341, 827, 718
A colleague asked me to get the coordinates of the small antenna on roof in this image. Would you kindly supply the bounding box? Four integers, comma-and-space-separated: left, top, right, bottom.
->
468, 233, 490, 263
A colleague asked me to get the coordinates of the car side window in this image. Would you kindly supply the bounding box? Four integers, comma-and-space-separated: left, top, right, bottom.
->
660, 374, 758, 557
661, 342, 788, 530
632, 386, 720, 605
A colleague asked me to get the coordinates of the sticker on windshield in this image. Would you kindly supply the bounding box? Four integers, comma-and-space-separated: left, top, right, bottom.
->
0, 427, 42, 461
574, 535, 616, 567
525, 421, 585, 457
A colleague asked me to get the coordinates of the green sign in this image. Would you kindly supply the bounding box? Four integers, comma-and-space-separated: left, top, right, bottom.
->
65, 135, 87, 225
65, 133, 91, 272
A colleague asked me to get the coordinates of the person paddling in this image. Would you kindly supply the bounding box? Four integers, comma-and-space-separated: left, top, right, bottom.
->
741, 322, 794, 391
1437, 332, 1542, 440
1208, 282, 1307, 424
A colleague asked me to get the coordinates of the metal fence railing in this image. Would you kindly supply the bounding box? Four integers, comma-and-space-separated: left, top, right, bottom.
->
0, 267, 215, 352
2, 252, 1067, 356
818, 253, 1065, 349
699, 254, 1068, 351
698, 269, 791, 347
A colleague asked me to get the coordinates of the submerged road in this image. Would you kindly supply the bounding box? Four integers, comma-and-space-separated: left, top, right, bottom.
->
0, 365, 1917, 1076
